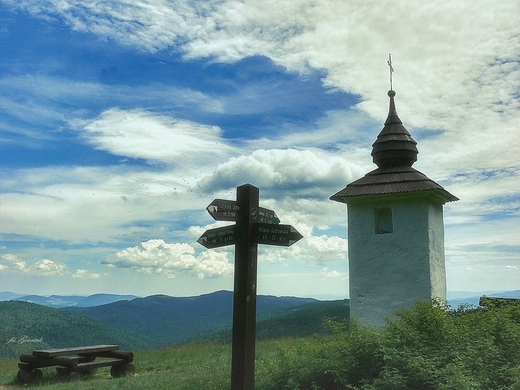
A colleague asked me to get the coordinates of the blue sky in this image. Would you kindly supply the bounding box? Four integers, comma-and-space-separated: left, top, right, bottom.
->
1, 0, 519, 299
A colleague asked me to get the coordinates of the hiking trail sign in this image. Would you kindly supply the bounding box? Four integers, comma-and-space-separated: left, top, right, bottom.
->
197, 184, 303, 390
206, 198, 280, 224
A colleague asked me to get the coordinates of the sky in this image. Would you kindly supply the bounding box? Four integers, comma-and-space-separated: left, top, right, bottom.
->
0, 0, 519, 299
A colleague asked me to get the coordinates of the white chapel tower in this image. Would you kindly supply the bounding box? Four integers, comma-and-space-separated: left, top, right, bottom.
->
330, 89, 458, 326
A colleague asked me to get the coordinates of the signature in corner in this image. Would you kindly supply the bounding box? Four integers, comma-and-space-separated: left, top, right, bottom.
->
6, 335, 44, 345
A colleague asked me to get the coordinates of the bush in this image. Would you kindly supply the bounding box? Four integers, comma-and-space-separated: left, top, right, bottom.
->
256, 301, 520, 390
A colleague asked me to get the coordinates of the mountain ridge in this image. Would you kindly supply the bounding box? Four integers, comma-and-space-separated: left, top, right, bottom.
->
0, 292, 139, 308
64, 290, 317, 346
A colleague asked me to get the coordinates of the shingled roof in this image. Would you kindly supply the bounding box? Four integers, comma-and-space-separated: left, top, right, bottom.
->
330, 90, 458, 204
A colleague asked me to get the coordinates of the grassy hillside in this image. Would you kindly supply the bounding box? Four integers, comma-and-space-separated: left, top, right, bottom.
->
1, 301, 518, 389
0, 301, 151, 359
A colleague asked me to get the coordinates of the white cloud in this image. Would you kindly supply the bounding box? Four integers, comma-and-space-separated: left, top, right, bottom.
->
30, 259, 67, 277
8, 0, 518, 126
75, 108, 235, 164
72, 269, 101, 279
0, 255, 67, 276
197, 148, 365, 199
442, 214, 520, 292
319, 267, 342, 279
261, 230, 347, 266
0, 164, 211, 243
1, 254, 27, 271
102, 239, 234, 279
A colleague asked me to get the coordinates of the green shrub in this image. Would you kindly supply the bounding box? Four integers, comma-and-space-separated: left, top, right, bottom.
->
257, 300, 520, 390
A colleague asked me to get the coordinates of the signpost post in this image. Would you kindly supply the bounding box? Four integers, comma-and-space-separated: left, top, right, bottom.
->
197, 184, 302, 390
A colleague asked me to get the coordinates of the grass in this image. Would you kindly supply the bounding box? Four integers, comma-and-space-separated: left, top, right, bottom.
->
0, 343, 226, 389
0, 341, 282, 389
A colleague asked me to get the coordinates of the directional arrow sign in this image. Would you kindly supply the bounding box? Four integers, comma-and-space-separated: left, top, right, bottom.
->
206, 199, 241, 221
252, 223, 303, 247
257, 207, 280, 224
197, 226, 236, 249
207, 199, 280, 224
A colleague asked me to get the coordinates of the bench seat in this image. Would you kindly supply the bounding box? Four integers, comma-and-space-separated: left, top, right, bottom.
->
32, 345, 119, 358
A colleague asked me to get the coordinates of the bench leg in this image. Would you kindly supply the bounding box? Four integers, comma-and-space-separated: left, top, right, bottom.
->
56, 371, 82, 382
17, 369, 43, 383
110, 363, 135, 378
82, 367, 98, 376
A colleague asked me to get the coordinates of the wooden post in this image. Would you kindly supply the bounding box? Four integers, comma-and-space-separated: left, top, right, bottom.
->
231, 184, 259, 390
198, 183, 302, 389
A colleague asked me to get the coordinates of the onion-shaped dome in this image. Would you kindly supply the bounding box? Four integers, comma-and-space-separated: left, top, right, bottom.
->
371, 90, 418, 168
330, 89, 458, 204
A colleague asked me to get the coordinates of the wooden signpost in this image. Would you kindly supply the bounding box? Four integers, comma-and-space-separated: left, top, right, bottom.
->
198, 184, 302, 390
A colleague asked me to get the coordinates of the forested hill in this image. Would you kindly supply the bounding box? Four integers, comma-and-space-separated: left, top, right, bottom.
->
201, 299, 350, 343
0, 301, 151, 359
66, 290, 318, 346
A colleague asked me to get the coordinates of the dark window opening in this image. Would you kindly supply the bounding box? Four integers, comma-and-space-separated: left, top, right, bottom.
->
375, 208, 393, 234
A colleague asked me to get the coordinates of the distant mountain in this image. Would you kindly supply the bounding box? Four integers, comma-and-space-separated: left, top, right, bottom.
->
5, 290, 517, 309
66, 290, 317, 347
0, 301, 151, 359
0, 291, 23, 301
2, 293, 138, 308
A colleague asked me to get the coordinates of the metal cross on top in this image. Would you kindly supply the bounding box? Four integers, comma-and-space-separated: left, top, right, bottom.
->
197, 184, 303, 390
387, 53, 394, 90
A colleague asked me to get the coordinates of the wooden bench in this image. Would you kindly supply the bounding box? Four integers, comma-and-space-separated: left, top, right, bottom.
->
17, 345, 134, 383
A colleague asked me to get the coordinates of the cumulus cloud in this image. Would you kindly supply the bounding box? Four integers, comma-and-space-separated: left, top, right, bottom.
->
102, 239, 234, 279
30, 259, 67, 277
197, 148, 365, 199
1, 254, 27, 271
261, 230, 347, 266
0, 255, 67, 276
288, 233, 347, 265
